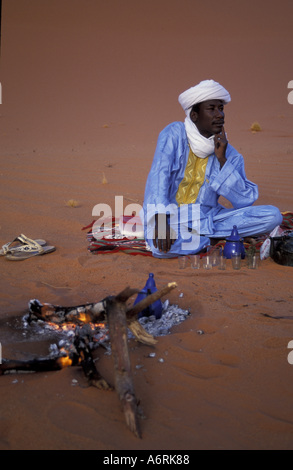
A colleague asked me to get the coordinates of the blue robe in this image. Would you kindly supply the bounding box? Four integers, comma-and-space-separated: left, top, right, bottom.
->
142, 122, 282, 258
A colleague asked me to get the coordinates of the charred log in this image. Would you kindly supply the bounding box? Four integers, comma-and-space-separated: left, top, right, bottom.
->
28, 299, 107, 325
0, 356, 68, 375
73, 324, 112, 390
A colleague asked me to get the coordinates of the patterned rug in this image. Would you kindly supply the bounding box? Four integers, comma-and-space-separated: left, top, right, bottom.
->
83, 212, 293, 257
82, 218, 152, 256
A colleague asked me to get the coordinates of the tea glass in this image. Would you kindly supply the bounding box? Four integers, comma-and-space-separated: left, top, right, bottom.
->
218, 254, 227, 270
211, 247, 222, 266
231, 253, 241, 270
190, 254, 201, 269
247, 253, 259, 269
178, 256, 188, 269
203, 255, 213, 270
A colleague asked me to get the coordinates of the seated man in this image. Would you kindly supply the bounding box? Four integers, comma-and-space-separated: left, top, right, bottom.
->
142, 79, 282, 258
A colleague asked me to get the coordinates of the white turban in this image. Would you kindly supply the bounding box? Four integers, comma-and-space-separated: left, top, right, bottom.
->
178, 80, 231, 159
178, 79, 231, 115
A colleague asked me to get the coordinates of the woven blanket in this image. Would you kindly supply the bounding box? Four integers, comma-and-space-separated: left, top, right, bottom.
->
82, 218, 152, 256
83, 212, 293, 257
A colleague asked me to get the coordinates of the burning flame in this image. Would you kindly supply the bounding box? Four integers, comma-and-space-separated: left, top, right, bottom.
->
57, 355, 73, 368
51, 321, 109, 369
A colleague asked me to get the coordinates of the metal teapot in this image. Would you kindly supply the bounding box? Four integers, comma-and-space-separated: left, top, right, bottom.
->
134, 273, 163, 319
270, 233, 293, 267
223, 225, 246, 259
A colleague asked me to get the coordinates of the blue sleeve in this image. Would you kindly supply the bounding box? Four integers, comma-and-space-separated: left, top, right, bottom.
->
143, 123, 184, 208
209, 152, 259, 209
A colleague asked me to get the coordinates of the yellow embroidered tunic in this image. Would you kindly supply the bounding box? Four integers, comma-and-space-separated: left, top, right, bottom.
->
176, 148, 209, 205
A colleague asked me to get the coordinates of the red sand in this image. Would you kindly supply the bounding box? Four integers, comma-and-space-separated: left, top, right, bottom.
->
0, 0, 293, 450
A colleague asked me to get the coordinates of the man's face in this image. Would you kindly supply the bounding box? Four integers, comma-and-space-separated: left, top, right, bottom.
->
190, 99, 225, 138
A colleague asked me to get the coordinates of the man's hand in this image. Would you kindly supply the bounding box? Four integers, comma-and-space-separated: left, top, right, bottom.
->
153, 213, 176, 253
214, 126, 228, 168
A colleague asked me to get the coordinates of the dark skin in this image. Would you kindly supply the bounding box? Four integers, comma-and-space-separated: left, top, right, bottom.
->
191, 99, 228, 168
153, 99, 228, 253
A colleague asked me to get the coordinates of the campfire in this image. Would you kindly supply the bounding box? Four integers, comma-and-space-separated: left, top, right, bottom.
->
0, 282, 189, 439
26, 298, 111, 348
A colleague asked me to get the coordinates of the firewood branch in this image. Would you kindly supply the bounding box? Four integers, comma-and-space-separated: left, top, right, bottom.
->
126, 282, 177, 321
107, 295, 142, 439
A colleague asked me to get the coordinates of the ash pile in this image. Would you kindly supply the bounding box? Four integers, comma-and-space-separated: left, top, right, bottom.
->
136, 300, 190, 338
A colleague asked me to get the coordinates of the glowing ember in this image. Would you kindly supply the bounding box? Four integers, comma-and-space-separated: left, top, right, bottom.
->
23, 304, 111, 363
45, 320, 107, 335
57, 355, 73, 368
